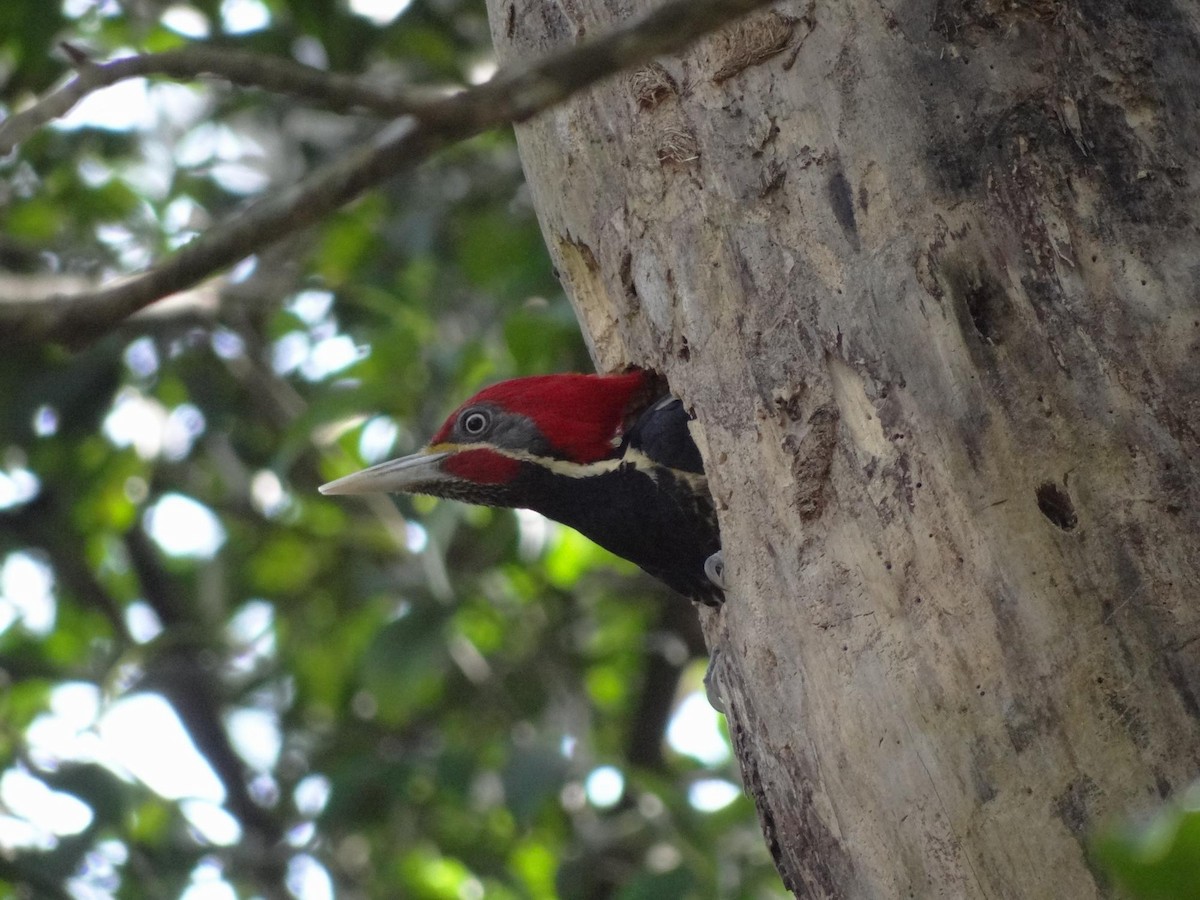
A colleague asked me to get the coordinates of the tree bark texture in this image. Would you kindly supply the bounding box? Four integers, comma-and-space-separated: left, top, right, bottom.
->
485, 1, 1200, 896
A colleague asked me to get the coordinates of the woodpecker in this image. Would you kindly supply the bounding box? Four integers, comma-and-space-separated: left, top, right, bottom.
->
319, 371, 723, 605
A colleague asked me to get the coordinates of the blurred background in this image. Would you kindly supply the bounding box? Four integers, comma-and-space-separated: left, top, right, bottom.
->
0, 0, 786, 896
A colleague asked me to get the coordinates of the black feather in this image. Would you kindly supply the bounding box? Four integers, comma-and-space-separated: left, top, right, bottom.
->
622, 397, 704, 474
518, 394, 722, 605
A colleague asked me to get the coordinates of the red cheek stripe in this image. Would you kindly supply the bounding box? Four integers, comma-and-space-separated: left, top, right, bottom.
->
443, 449, 521, 484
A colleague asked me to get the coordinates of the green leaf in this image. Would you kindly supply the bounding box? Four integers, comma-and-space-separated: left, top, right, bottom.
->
1095, 789, 1200, 900
4, 198, 64, 241
250, 533, 322, 594
502, 744, 566, 827
360, 605, 452, 724
511, 839, 558, 900
615, 866, 696, 900
456, 209, 551, 294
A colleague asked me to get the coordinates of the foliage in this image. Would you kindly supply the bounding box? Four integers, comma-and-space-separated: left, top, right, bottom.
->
1095, 785, 1200, 900
0, 0, 784, 897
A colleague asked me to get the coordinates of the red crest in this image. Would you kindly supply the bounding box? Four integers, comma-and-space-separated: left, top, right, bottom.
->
431, 372, 651, 462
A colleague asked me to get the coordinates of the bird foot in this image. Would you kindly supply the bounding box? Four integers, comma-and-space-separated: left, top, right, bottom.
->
703, 551, 727, 592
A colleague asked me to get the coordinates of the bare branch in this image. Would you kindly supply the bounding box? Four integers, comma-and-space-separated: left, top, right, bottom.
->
2, 0, 781, 348
0, 45, 429, 155
1, 118, 445, 346
124, 525, 288, 878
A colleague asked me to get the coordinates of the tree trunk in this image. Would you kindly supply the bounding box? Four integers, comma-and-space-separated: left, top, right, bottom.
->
485, 1, 1200, 895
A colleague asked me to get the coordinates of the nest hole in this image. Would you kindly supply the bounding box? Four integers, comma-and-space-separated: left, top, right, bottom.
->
1036, 481, 1078, 531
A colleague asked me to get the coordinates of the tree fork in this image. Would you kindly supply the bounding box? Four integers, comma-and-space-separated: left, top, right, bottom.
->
487, 0, 1200, 895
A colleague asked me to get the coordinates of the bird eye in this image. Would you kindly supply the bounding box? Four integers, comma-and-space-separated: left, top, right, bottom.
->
460, 409, 491, 437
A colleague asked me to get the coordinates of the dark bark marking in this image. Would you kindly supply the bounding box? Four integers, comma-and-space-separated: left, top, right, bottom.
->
827, 168, 860, 251
564, 236, 599, 273
1077, 95, 1191, 227
929, 4, 1196, 230
1036, 481, 1078, 531
889, 451, 917, 512
1053, 774, 1101, 840
619, 249, 638, 305
758, 161, 786, 198
941, 256, 1008, 346
1103, 690, 1149, 749
970, 739, 997, 803
925, 128, 988, 196
961, 274, 1003, 344
989, 585, 1062, 756
504, 0, 574, 52
755, 117, 782, 153
933, 0, 1064, 40
728, 714, 794, 892
1162, 650, 1200, 722
1004, 697, 1054, 753
773, 384, 809, 423
1078, 0, 1200, 153
676, 333, 691, 361
959, 405, 993, 471
1155, 772, 1173, 799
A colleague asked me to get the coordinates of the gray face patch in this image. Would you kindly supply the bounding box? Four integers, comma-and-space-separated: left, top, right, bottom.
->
450, 404, 556, 457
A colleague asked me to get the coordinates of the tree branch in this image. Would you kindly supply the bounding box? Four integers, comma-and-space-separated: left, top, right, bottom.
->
3, 491, 132, 643
0, 44, 428, 155
124, 523, 288, 884
0, 0, 780, 349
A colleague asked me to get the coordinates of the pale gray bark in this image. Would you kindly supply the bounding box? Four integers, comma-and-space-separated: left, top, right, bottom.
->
486, 0, 1200, 896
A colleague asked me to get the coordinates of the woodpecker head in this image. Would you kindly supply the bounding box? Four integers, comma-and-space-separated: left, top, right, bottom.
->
319, 371, 656, 506
322, 369, 723, 604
